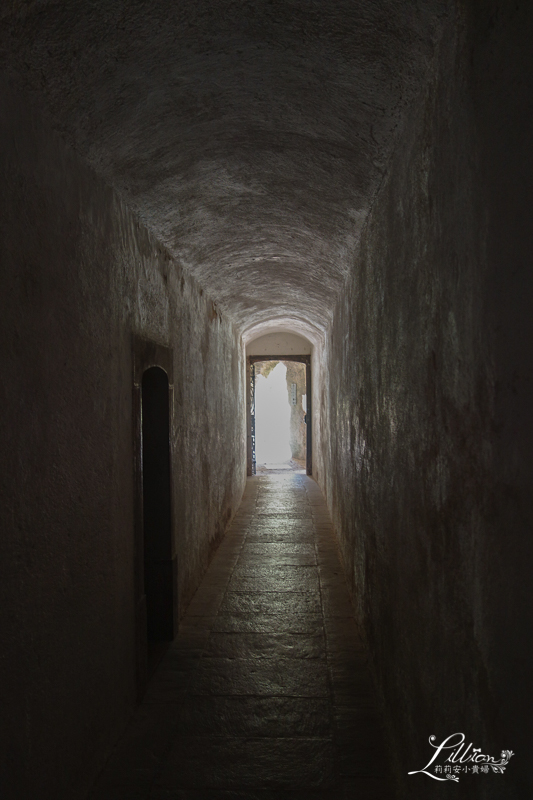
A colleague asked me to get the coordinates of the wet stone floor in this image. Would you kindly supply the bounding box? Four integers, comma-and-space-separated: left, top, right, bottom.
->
89, 474, 396, 800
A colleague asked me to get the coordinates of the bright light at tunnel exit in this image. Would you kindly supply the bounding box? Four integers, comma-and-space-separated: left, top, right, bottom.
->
255, 362, 292, 465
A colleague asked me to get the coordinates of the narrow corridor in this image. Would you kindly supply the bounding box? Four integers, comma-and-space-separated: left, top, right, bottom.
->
90, 475, 395, 799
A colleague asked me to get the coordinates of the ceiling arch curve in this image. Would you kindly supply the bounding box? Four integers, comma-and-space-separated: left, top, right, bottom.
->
2, 0, 445, 337
243, 318, 322, 349
246, 331, 313, 357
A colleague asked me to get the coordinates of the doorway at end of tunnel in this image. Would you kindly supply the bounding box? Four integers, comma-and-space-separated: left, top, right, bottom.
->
254, 360, 306, 474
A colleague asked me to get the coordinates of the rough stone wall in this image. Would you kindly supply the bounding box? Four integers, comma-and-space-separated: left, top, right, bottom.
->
284, 361, 306, 460
318, 5, 533, 798
0, 75, 245, 800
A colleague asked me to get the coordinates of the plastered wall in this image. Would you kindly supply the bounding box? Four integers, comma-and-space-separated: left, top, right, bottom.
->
318, 5, 533, 798
246, 332, 313, 356
0, 76, 246, 800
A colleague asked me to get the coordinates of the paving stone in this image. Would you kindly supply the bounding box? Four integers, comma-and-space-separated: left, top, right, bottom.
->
174, 696, 333, 737
149, 787, 340, 800
241, 542, 316, 555
88, 475, 396, 798
246, 522, 313, 532
150, 791, 340, 800
237, 552, 316, 566
340, 776, 396, 799
218, 592, 322, 615
203, 632, 326, 660
155, 737, 336, 789
232, 564, 318, 578
188, 657, 330, 696
211, 613, 324, 634
227, 573, 319, 593
246, 531, 315, 543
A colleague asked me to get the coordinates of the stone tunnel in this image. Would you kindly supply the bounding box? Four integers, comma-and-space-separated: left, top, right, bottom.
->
1, 2, 532, 798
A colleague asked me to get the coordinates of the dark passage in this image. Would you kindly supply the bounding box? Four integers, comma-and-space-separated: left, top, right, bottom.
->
90, 474, 394, 799
1, 4, 532, 798
142, 367, 174, 647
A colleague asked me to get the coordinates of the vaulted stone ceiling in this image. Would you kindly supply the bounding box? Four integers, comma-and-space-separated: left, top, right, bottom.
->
2, 0, 445, 340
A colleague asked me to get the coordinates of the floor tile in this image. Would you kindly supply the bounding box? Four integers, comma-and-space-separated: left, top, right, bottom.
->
203, 632, 326, 660
188, 657, 330, 696
174, 695, 333, 737
89, 475, 396, 799
156, 737, 336, 790
210, 613, 324, 634
218, 592, 322, 615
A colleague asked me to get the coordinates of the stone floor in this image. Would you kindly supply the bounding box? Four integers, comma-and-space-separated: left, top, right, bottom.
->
89, 474, 396, 800
255, 458, 306, 474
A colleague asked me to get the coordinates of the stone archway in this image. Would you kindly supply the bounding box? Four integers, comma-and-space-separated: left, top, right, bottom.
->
247, 354, 312, 477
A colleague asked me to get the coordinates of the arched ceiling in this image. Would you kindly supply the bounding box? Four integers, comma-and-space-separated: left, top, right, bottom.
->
2, 0, 446, 337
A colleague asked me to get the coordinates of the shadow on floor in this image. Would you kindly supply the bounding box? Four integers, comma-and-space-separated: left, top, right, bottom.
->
89, 474, 396, 800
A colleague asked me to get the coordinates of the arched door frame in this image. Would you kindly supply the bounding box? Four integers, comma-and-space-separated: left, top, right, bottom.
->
132, 335, 177, 698
247, 354, 312, 477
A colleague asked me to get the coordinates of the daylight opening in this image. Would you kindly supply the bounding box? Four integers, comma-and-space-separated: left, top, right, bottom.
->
254, 360, 307, 473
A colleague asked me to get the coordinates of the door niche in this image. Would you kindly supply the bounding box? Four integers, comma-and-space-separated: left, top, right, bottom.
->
141, 366, 174, 644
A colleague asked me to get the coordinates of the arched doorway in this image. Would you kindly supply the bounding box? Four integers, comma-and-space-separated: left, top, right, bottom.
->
133, 337, 178, 694
247, 354, 312, 476
141, 366, 174, 648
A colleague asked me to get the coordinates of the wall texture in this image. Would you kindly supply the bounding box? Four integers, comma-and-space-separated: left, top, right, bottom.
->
318, 4, 533, 798
285, 361, 307, 461
246, 332, 313, 357
0, 76, 245, 800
